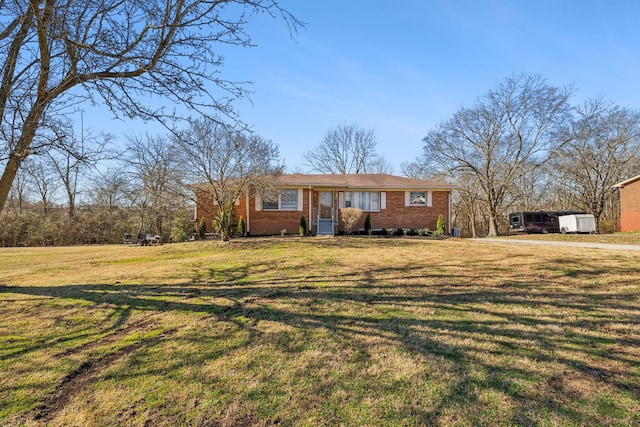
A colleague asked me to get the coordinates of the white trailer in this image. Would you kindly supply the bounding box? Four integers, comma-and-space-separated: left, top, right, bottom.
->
558, 214, 596, 234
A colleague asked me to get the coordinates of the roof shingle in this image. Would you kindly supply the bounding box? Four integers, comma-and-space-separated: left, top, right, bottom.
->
277, 174, 455, 190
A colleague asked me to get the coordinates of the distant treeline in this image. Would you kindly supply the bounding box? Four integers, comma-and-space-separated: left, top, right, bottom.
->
0, 203, 193, 247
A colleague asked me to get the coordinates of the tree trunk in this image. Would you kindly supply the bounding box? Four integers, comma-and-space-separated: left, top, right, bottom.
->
468, 212, 477, 238
487, 212, 499, 237
0, 156, 21, 212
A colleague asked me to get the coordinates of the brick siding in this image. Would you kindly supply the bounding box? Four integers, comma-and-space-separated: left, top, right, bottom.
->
620, 181, 640, 231
196, 188, 451, 236
340, 191, 449, 232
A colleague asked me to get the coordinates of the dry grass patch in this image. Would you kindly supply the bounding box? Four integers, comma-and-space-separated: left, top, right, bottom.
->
498, 232, 640, 245
0, 237, 639, 426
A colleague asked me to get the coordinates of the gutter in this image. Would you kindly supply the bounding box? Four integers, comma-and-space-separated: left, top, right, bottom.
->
308, 185, 312, 234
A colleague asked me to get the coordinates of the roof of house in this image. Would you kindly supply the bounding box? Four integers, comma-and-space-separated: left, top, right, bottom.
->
614, 174, 640, 188
277, 174, 456, 190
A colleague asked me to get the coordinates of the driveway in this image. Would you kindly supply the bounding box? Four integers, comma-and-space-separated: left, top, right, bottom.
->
476, 238, 640, 252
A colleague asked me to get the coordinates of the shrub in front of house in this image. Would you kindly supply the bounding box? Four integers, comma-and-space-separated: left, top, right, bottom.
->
340, 207, 363, 235
299, 216, 307, 236
436, 214, 445, 236
237, 217, 245, 237
364, 213, 372, 235
198, 218, 207, 239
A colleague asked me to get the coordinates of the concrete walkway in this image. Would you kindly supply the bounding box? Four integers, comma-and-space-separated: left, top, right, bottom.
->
477, 238, 640, 252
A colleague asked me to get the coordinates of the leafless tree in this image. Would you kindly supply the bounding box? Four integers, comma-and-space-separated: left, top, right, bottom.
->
369, 155, 394, 174
303, 124, 383, 174
0, 0, 301, 212
174, 117, 282, 242
45, 120, 112, 218
90, 169, 131, 210
400, 160, 429, 179
6, 166, 29, 215
553, 98, 640, 232
22, 157, 59, 215
125, 133, 184, 238
450, 172, 486, 238
422, 74, 574, 236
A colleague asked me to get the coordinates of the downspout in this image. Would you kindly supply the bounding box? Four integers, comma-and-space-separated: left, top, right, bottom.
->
448, 191, 452, 235
193, 203, 198, 226
308, 185, 312, 235
245, 190, 250, 236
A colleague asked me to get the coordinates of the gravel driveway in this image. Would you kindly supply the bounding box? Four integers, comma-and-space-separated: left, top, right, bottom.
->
477, 238, 640, 252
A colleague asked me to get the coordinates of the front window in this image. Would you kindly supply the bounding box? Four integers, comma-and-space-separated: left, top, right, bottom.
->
280, 189, 298, 210
262, 189, 298, 210
410, 191, 427, 206
344, 191, 380, 211
262, 190, 279, 210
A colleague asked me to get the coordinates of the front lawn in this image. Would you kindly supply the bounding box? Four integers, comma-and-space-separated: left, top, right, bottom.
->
1, 238, 638, 426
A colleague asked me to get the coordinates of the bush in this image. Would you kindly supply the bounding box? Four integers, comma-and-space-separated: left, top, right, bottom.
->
340, 208, 363, 234
435, 214, 445, 236
299, 216, 307, 236
172, 211, 194, 242
364, 213, 372, 235
198, 218, 207, 239
237, 217, 245, 237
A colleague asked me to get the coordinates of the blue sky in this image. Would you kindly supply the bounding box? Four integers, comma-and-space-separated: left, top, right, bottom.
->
117, 1, 640, 173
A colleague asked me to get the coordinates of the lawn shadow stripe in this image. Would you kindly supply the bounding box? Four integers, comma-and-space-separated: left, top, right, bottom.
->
26, 322, 179, 424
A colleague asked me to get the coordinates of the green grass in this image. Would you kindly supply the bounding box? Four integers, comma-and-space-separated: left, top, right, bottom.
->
0, 237, 639, 426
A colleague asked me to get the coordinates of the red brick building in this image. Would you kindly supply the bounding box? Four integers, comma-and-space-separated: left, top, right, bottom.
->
615, 174, 640, 232
195, 174, 456, 236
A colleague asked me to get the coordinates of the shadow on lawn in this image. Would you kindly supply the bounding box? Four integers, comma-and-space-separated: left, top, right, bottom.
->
1, 255, 639, 425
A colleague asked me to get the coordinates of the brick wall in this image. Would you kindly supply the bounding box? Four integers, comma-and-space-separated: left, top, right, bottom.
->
620, 181, 640, 231
196, 188, 452, 236
341, 191, 450, 232
248, 188, 311, 236
194, 191, 251, 234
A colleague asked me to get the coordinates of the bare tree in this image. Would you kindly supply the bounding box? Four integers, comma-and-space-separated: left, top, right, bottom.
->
422, 74, 574, 236
400, 160, 429, 180
174, 117, 282, 242
90, 169, 131, 210
23, 157, 59, 215
45, 120, 111, 218
6, 166, 30, 215
303, 124, 383, 174
0, 0, 301, 212
553, 99, 640, 232
369, 155, 394, 174
125, 134, 184, 238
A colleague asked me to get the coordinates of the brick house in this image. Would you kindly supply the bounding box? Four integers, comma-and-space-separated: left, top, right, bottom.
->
195, 174, 456, 236
614, 174, 640, 232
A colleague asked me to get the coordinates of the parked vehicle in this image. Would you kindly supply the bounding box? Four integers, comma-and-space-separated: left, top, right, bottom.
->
508, 210, 585, 234
558, 214, 596, 234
